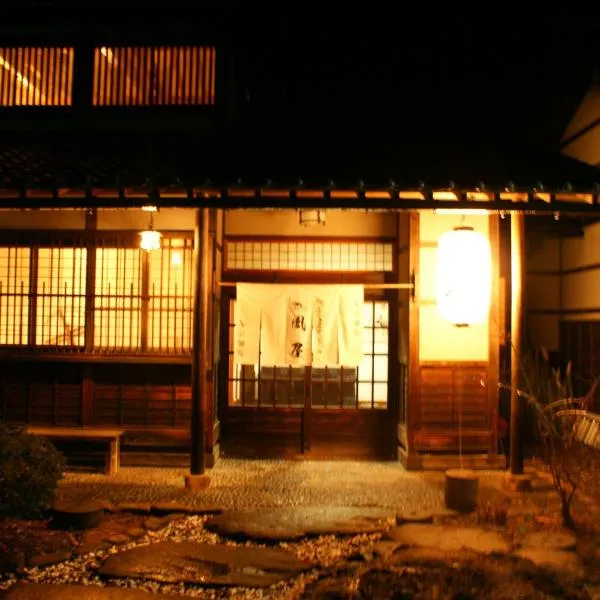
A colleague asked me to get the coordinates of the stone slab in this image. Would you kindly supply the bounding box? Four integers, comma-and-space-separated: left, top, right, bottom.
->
116, 503, 151, 514
520, 529, 577, 551
514, 547, 586, 578
385, 524, 510, 554
0, 583, 182, 599
149, 503, 192, 516
27, 551, 72, 569
97, 540, 314, 588
204, 506, 395, 542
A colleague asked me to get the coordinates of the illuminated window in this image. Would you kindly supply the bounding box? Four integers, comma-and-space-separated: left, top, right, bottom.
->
93, 46, 216, 106
0, 47, 74, 106
228, 300, 389, 409
94, 248, 142, 351
148, 238, 194, 352
225, 240, 394, 272
36, 248, 87, 346
0, 247, 30, 345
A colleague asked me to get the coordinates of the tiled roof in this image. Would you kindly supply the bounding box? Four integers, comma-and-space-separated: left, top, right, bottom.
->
0, 132, 599, 192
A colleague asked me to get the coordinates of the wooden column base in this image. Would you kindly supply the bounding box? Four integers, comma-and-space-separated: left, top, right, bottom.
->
184, 474, 211, 492
445, 468, 479, 512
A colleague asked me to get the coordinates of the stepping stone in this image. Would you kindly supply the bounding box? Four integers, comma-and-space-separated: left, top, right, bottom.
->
97, 541, 314, 588
105, 534, 130, 545
150, 502, 191, 516
143, 514, 185, 532
117, 503, 151, 514
1, 583, 183, 599
51, 501, 104, 530
385, 524, 510, 554
514, 547, 586, 578
520, 529, 577, 551
125, 527, 146, 539
396, 510, 434, 525
28, 551, 72, 568
372, 541, 401, 558
205, 506, 395, 542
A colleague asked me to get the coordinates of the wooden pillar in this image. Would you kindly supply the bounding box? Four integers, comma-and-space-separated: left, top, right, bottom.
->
189, 208, 208, 476
510, 212, 524, 475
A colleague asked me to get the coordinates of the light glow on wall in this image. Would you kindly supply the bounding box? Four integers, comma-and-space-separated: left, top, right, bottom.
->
436, 226, 492, 327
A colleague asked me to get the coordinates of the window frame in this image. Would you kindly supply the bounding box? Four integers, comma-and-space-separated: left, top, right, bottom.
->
0, 232, 194, 356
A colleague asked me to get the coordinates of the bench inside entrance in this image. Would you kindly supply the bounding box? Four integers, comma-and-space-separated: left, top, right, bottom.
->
26, 426, 125, 475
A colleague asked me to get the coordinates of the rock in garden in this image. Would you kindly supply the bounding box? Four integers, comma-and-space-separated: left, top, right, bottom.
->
97, 541, 314, 588
51, 501, 104, 530
205, 506, 395, 542
143, 514, 185, 532
116, 503, 151, 514
149, 502, 191, 516
514, 547, 586, 578
520, 529, 577, 551
28, 551, 72, 568
385, 524, 510, 554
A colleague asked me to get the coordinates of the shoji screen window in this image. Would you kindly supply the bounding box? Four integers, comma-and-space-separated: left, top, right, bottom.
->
148, 239, 194, 353
36, 248, 86, 346
94, 248, 142, 351
0, 247, 30, 345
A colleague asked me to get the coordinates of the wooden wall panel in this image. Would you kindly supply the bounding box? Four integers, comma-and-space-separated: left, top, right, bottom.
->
220, 407, 303, 458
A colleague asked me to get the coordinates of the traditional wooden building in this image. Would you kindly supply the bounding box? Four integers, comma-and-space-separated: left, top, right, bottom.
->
1, 11, 600, 471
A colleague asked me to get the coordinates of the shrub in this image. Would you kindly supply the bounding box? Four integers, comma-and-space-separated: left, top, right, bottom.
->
0, 424, 66, 518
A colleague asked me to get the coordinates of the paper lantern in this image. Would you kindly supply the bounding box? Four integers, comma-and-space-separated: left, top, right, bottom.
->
436, 226, 491, 326
139, 229, 161, 251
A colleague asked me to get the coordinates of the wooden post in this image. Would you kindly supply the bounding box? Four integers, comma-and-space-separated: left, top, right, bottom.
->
186, 208, 210, 489
510, 212, 524, 475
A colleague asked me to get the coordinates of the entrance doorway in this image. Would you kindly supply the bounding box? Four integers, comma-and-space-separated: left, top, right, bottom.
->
219, 297, 394, 458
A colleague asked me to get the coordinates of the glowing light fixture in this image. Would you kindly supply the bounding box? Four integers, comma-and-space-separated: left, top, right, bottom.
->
139, 209, 161, 251
436, 226, 491, 327
298, 209, 326, 226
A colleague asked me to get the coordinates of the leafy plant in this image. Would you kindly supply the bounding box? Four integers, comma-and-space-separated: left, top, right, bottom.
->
0, 424, 66, 518
507, 348, 599, 530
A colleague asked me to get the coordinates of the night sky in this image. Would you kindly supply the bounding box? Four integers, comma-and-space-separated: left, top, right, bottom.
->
1, 5, 599, 153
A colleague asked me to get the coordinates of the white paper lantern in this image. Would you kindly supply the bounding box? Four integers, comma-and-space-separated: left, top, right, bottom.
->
436, 226, 492, 326
139, 229, 162, 251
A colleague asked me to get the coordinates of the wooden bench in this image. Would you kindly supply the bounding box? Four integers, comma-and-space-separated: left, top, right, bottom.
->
26, 426, 125, 475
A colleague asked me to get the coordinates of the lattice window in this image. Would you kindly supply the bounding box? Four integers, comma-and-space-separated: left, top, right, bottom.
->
0, 47, 74, 106
94, 248, 142, 351
93, 46, 216, 106
148, 238, 194, 352
36, 248, 86, 346
225, 240, 394, 272
228, 299, 389, 409
0, 247, 30, 345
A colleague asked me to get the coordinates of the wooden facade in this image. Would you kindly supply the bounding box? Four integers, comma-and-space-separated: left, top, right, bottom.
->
0, 206, 507, 468
1, 20, 600, 471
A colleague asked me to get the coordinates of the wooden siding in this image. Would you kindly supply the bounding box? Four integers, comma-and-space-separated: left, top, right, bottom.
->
414, 364, 490, 451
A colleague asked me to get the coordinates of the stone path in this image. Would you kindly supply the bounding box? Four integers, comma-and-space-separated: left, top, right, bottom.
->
204, 506, 396, 542
56, 459, 448, 512
98, 541, 314, 588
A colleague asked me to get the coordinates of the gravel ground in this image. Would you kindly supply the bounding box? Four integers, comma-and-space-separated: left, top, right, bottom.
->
56, 459, 455, 511
0, 460, 510, 598
0, 514, 385, 598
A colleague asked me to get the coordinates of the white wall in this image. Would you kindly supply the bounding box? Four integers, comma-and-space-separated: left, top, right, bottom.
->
525, 235, 561, 351
418, 211, 490, 362
225, 209, 396, 237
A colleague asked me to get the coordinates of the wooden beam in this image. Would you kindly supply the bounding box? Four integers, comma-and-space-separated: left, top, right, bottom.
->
189, 208, 206, 475
510, 212, 525, 475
